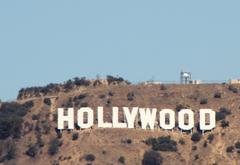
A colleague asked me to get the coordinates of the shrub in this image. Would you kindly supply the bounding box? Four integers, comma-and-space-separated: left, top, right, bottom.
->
214, 92, 221, 98
221, 120, 229, 128
36, 135, 44, 147
98, 94, 105, 99
226, 146, 234, 153
118, 156, 125, 164
43, 98, 51, 106
41, 120, 51, 134
160, 84, 167, 90
108, 91, 114, 96
77, 93, 88, 100
203, 141, 208, 147
192, 146, 197, 151
216, 107, 231, 121
200, 98, 208, 105
48, 138, 60, 156
121, 138, 132, 144
229, 85, 238, 93
145, 136, 177, 152
80, 102, 89, 107
72, 132, 79, 141
142, 150, 163, 165
207, 134, 214, 143
235, 142, 240, 149
32, 114, 40, 120
73, 77, 91, 86
106, 75, 124, 85
26, 145, 38, 157
175, 104, 189, 112
191, 132, 202, 142
0, 100, 34, 139
85, 154, 95, 161
106, 99, 111, 106
4, 141, 16, 161
179, 139, 185, 145
127, 92, 134, 101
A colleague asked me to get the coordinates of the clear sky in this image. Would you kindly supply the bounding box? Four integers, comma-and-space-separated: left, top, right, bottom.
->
0, 1, 240, 101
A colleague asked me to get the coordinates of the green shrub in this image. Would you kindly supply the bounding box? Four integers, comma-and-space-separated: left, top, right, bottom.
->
160, 84, 167, 90
0, 101, 34, 139
229, 85, 238, 93
127, 92, 134, 101
43, 98, 51, 106
200, 98, 208, 104
4, 141, 16, 161
145, 136, 177, 152
85, 154, 95, 161
235, 142, 240, 149
72, 132, 79, 141
48, 138, 60, 156
221, 120, 229, 128
26, 145, 38, 157
142, 150, 163, 165
179, 139, 185, 145
191, 132, 202, 142
216, 107, 231, 121
214, 92, 221, 98
118, 156, 125, 164
207, 134, 214, 143
226, 146, 234, 153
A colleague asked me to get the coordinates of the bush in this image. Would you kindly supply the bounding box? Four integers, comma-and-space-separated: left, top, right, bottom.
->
221, 120, 229, 128
80, 102, 89, 107
43, 98, 51, 106
226, 146, 234, 153
73, 77, 91, 86
145, 136, 177, 152
41, 120, 51, 134
127, 92, 134, 101
48, 138, 60, 156
235, 142, 240, 149
203, 141, 208, 147
179, 139, 185, 145
26, 145, 38, 157
142, 150, 163, 165
106, 75, 124, 85
229, 85, 238, 93
108, 91, 114, 96
3, 140, 16, 161
98, 94, 105, 99
207, 134, 214, 143
175, 104, 189, 112
160, 84, 167, 90
192, 146, 197, 151
72, 132, 79, 141
191, 132, 202, 142
216, 107, 231, 121
200, 98, 208, 104
118, 156, 125, 164
85, 154, 95, 161
32, 114, 40, 120
77, 93, 88, 100
0, 100, 34, 139
214, 92, 221, 98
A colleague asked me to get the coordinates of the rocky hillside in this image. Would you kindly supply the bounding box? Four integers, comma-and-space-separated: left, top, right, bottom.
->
1, 78, 240, 165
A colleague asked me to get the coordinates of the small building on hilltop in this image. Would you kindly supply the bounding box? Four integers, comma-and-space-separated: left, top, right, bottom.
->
229, 79, 240, 84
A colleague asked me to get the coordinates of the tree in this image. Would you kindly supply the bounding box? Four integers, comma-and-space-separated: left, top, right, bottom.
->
142, 150, 163, 165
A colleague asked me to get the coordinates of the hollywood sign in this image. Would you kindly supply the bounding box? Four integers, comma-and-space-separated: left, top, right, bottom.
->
57, 107, 216, 132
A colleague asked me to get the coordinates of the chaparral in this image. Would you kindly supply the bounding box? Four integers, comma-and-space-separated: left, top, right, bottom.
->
57, 107, 215, 132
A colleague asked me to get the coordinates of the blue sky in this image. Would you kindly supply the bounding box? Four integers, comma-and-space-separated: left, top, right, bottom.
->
0, 0, 240, 101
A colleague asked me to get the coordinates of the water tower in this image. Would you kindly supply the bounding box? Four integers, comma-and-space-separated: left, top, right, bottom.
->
180, 71, 192, 84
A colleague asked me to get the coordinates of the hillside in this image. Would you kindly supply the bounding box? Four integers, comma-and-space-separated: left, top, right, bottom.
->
1, 79, 240, 165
